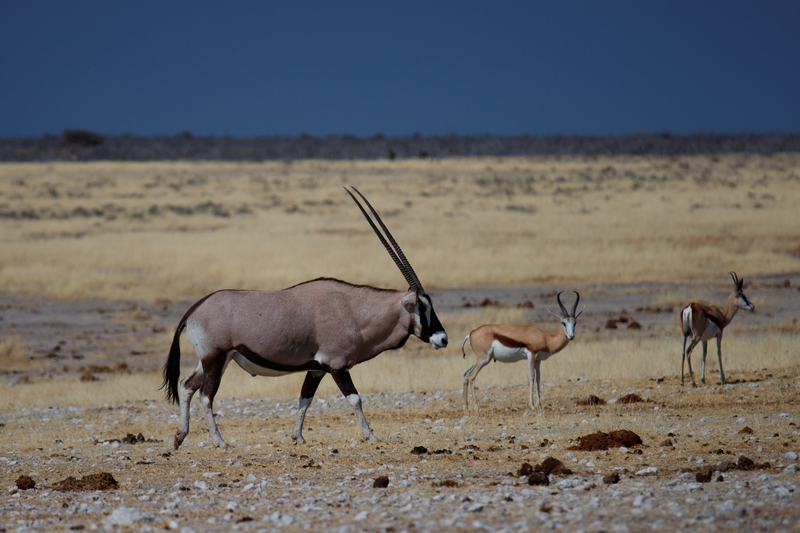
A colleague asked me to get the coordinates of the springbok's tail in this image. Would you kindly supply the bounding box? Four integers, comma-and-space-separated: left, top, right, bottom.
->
680, 306, 692, 337
461, 334, 471, 358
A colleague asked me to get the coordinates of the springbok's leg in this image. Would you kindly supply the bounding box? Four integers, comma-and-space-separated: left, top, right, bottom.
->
330, 369, 377, 442
292, 371, 325, 445
466, 353, 492, 411
700, 341, 708, 384
197, 352, 230, 449
174, 362, 203, 450
526, 353, 535, 411
533, 358, 543, 414
684, 338, 701, 388
462, 363, 476, 411
716, 334, 727, 385
680, 334, 689, 386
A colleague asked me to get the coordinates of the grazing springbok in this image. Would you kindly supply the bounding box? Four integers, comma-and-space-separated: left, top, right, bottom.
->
680, 272, 754, 387
461, 291, 582, 413
161, 187, 448, 449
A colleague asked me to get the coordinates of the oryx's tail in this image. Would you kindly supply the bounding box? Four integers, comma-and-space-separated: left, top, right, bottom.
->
161, 292, 217, 404
461, 334, 471, 358
161, 320, 186, 404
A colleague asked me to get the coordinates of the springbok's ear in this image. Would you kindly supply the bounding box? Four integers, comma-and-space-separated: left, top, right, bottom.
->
401, 293, 417, 312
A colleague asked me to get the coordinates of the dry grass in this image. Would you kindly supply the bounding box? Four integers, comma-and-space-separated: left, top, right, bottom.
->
1, 154, 799, 301
2, 331, 794, 410
0, 335, 30, 369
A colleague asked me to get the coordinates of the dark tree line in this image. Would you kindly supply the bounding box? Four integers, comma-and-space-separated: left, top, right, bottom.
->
1, 131, 798, 161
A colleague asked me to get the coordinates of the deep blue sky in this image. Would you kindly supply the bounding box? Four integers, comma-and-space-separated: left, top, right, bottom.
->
1, 1, 798, 137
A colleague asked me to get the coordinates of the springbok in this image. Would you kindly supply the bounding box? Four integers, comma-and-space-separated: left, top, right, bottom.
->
461, 291, 582, 413
680, 272, 754, 387
161, 187, 448, 449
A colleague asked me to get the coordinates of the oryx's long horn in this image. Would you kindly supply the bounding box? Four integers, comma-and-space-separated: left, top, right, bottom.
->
571, 291, 580, 317
345, 186, 424, 291
556, 291, 568, 317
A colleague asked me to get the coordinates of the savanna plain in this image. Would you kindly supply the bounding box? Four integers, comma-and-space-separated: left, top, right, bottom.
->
1, 154, 799, 532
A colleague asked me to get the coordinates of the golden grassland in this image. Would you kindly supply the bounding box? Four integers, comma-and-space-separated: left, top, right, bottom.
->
1, 154, 799, 302
0, 154, 798, 411
1, 327, 796, 410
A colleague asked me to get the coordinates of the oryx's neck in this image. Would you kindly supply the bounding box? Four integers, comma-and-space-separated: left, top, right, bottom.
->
350, 289, 415, 363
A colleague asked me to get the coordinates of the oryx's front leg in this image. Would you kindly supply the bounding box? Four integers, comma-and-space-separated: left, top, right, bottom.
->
292, 371, 325, 445
330, 369, 377, 442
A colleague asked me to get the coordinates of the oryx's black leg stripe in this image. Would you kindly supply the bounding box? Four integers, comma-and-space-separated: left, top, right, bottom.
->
330, 369, 359, 397
300, 371, 325, 400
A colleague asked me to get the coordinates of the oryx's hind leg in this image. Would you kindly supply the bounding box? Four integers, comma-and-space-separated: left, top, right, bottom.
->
292, 371, 325, 445
174, 362, 203, 450
196, 351, 231, 449
331, 369, 377, 442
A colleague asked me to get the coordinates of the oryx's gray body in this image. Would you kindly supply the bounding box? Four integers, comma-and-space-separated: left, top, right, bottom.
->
162, 188, 447, 449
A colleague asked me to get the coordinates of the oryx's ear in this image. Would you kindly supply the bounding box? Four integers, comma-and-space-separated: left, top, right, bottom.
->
401, 292, 417, 312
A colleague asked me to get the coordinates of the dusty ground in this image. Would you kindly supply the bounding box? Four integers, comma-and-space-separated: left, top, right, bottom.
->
1, 155, 799, 531
1, 278, 799, 532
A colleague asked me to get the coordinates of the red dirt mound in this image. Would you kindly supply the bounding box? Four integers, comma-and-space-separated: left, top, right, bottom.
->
53, 472, 118, 491
577, 395, 606, 406
568, 429, 643, 451
618, 393, 645, 404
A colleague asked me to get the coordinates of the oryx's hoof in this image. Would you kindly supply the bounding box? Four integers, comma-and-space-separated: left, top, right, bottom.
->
174, 433, 186, 450
292, 434, 306, 445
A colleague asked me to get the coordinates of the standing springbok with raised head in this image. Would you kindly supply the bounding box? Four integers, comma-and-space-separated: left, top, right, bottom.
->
461, 291, 582, 413
680, 272, 754, 387
162, 187, 448, 449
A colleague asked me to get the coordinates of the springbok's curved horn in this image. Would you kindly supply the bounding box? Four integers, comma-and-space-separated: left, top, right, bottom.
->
345, 186, 424, 291
556, 291, 568, 317
571, 291, 580, 317
730, 271, 743, 291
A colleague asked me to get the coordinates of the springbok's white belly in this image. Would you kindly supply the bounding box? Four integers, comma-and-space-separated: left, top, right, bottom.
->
699, 319, 721, 341
232, 351, 292, 377
490, 341, 531, 363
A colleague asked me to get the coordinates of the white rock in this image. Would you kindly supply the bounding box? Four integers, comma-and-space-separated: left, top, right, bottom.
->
193, 481, 208, 490
736, 417, 746, 424
784, 451, 798, 461
783, 464, 798, 473
105, 507, 143, 526
636, 467, 658, 476
354, 511, 369, 521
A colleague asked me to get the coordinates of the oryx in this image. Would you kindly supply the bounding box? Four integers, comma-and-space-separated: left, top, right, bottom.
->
162, 187, 448, 449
